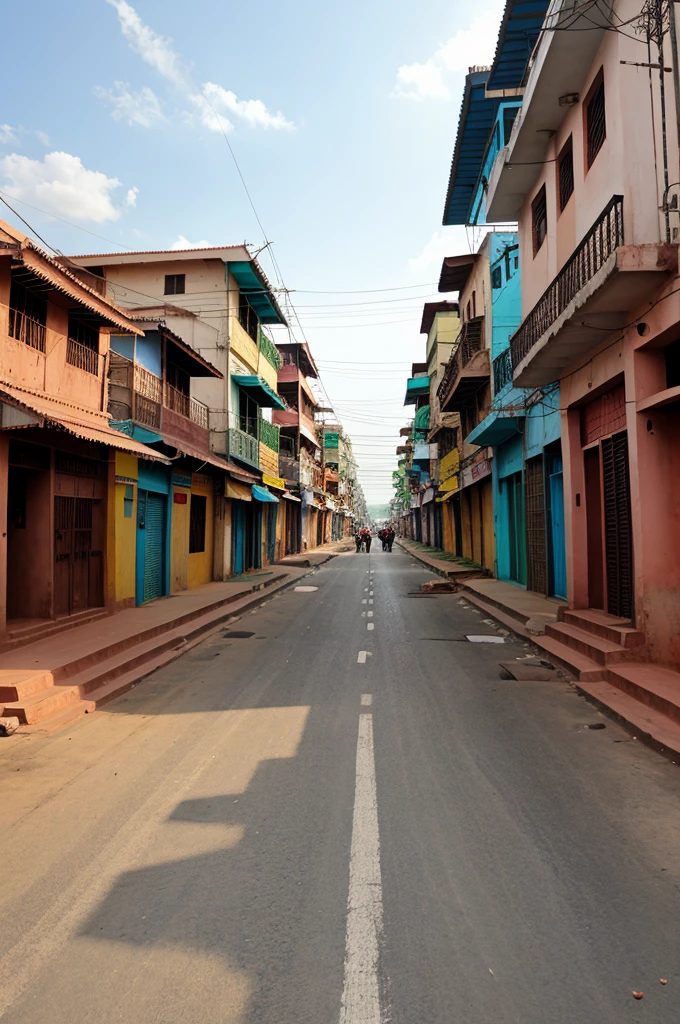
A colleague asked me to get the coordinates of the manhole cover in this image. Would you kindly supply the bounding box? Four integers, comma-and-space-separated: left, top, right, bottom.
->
222, 630, 255, 638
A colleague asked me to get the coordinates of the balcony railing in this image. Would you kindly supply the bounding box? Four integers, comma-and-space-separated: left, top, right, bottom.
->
437, 317, 485, 404
67, 337, 99, 375
493, 348, 513, 394
258, 416, 280, 452
510, 195, 624, 371
229, 425, 260, 468
9, 308, 46, 353
258, 328, 282, 371
134, 362, 162, 404
163, 382, 209, 429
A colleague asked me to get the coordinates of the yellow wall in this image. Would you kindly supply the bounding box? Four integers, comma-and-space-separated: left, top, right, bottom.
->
114, 452, 138, 606
230, 317, 259, 371
187, 474, 214, 589
441, 499, 455, 554
171, 486, 191, 593
257, 350, 279, 392
460, 479, 494, 571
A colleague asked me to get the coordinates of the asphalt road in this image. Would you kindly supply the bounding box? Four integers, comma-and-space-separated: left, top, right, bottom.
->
2, 545, 680, 1023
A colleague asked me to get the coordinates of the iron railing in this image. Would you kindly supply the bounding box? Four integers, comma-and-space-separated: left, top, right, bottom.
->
66, 337, 99, 375
510, 194, 624, 370
493, 348, 513, 394
163, 382, 209, 429
437, 316, 485, 403
9, 308, 46, 352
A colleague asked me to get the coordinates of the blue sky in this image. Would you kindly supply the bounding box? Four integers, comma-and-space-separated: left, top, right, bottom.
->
1, 0, 504, 502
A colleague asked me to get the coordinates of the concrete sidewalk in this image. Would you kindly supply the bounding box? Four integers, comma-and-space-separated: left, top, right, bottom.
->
397, 536, 564, 635
0, 542, 347, 735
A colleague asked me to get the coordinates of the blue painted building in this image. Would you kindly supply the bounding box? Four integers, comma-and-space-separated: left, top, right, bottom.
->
439, 0, 565, 597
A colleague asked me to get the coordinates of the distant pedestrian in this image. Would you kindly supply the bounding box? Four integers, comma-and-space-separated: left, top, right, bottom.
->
386, 527, 395, 552
355, 531, 362, 553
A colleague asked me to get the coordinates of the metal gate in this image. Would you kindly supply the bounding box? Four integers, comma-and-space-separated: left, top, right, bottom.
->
602, 431, 633, 618
525, 457, 547, 594
54, 496, 103, 615
138, 490, 166, 602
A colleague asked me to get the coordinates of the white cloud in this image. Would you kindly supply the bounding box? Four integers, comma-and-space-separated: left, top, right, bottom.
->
0, 124, 18, 145
34, 130, 50, 147
392, 2, 505, 100
0, 151, 136, 223
106, 0, 186, 86
104, 1, 293, 135
393, 60, 450, 101
124, 186, 139, 207
95, 81, 165, 127
408, 228, 470, 275
170, 235, 212, 250
201, 82, 294, 131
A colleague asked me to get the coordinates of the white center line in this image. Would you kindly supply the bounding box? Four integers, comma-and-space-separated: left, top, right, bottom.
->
369, 591, 374, 596
360, 694, 373, 705
367, 611, 373, 618
339, 713, 383, 1024
362, 599, 367, 605
367, 623, 374, 631
357, 651, 369, 664
368, 599, 373, 605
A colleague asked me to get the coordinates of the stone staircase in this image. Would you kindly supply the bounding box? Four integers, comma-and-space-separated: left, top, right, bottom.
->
535, 608, 680, 756
0, 571, 289, 733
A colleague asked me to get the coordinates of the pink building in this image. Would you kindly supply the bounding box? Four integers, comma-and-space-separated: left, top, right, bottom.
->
486, 1, 680, 693
0, 221, 163, 643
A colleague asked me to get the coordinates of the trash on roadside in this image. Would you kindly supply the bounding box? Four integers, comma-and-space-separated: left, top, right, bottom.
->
0, 717, 20, 736
466, 635, 505, 644
420, 580, 458, 593
632, 991, 644, 999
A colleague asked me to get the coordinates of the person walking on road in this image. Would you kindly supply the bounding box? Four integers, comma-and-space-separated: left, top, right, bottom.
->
385, 526, 395, 552
355, 530, 362, 553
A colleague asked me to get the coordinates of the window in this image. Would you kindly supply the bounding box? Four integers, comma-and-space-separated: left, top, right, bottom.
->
466, 300, 471, 320
189, 494, 207, 553
9, 280, 47, 352
557, 137, 574, 212
532, 185, 548, 256
239, 389, 259, 437
472, 291, 477, 318
586, 70, 606, 168
164, 274, 185, 295
238, 295, 259, 342
491, 266, 502, 289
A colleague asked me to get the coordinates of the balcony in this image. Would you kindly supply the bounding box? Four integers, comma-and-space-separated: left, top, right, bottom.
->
108, 354, 209, 441
258, 328, 281, 372
9, 308, 46, 353
163, 382, 209, 429
510, 196, 678, 386
437, 317, 488, 412
66, 337, 100, 375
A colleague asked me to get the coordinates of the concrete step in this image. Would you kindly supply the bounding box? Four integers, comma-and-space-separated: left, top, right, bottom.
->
545, 621, 630, 666
562, 609, 645, 648
458, 583, 530, 625
0, 669, 53, 704
606, 663, 680, 726
533, 634, 606, 682
0, 609, 109, 653
575, 678, 680, 760
6, 574, 291, 729
3, 684, 82, 725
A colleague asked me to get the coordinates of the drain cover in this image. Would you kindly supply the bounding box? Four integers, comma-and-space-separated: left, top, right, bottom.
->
222, 630, 255, 638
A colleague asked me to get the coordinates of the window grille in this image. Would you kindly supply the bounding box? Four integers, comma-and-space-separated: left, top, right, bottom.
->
586, 71, 606, 168
532, 185, 547, 256
558, 137, 574, 212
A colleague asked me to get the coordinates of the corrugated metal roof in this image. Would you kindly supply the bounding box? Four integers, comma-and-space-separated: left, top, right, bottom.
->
0, 380, 168, 462
442, 70, 501, 227
68, 244, 247, 259
487, 0, 549, 92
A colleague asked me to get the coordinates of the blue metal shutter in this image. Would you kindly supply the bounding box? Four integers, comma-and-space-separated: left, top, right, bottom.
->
144, 492, 165, 602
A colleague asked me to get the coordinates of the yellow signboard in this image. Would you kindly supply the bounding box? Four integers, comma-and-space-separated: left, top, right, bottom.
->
262, 472, 286, 491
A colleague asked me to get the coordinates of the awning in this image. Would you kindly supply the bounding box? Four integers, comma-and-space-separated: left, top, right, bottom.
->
282, 490, 301, 502
252, 484, 279, 503
299, 421, 320, 448
232, 374, 286, 410
0, 380, 168, 463
436, 489, 458, 502
325, 499, 336, 511
226, 480, 252, 501
466, 409, 524, 447
262, 472, 286, 490
159, 442, 234, 473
